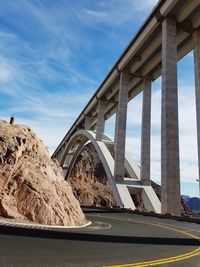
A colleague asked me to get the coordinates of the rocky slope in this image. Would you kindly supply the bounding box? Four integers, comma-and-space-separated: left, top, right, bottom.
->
68, 143, 116, 207
68, 143, 149, 211
0, 119, 86, 226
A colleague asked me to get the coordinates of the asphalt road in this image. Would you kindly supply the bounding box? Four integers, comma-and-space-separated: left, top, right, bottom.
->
0, 209, 200, 267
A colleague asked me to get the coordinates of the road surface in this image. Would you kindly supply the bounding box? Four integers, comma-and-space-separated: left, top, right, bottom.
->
0, 209, 200, 267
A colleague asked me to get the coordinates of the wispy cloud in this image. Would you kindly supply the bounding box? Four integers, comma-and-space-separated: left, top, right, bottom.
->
0, 61, 14, 82
77, 0, 158, 26
0, 0, 99, 147
1, 0, 198, 197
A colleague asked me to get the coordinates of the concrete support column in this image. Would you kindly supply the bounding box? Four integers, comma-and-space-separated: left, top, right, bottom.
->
140, 78, 151, 185
58, 146, 65, 165
161, 17, 181, 215
85, 116, 93, 130
114, 70, 129, 182
96, 100, 105, 141
193, 30, 200, 193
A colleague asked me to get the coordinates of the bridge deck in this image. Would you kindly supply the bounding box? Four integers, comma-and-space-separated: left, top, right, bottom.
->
53, 0, 200, 157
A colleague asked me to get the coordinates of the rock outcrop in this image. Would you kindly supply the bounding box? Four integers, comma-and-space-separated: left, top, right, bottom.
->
68, 143, 116, 207
0, 119, 86, 226
68, 143, 199, 218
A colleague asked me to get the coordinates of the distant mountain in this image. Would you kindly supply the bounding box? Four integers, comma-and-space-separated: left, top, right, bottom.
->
151, 182, 199, 217
182, 195, 191, 202
182, 196, 200, 214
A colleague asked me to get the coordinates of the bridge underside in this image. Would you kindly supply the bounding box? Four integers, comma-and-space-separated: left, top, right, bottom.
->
57, 130, 161, 213
53, 0, 200, 216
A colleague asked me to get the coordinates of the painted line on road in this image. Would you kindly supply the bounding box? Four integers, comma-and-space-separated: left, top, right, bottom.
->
93, 214, 200, 235
132, 218, 200, 234
103, 248, 200, 267
181, 228, 200, 235
92, 214, 200, 267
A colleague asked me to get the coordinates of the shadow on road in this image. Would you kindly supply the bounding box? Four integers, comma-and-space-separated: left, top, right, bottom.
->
0, 225, 199, 246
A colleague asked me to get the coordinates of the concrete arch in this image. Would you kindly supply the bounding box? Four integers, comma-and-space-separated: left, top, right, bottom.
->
60, 130, 123, 207
59, 130, 161, 212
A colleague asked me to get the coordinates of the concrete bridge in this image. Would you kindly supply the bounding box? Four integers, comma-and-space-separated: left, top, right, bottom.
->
52, 0, 200, 216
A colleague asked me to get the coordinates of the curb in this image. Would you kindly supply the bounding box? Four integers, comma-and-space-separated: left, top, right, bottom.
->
0, 219, 91, 230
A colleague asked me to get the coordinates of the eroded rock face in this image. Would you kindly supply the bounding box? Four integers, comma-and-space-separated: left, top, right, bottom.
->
68, 143, 116, 207
0, 119, 86, 226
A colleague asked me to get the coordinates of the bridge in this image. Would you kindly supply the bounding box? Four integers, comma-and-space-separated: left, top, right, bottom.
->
52, 0, 200, 216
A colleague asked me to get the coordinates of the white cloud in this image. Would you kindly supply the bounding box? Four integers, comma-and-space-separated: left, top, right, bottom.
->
0, 59, 15, 83
0, 65, 12, 82
77, 0, 159, 27
0, 0, 198, 197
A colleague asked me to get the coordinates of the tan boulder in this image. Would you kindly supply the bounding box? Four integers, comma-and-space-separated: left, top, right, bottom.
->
0, 119, 86, 226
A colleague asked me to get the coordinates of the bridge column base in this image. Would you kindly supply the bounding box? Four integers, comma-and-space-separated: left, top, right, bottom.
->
161, 17, 181, 216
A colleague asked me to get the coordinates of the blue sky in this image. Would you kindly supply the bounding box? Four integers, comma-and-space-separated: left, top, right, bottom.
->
0, 0, 199, 197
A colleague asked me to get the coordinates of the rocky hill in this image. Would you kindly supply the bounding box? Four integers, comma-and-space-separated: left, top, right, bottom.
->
0, 119, 86, 226
68, 143, 116, 207
182, 195, 200, 214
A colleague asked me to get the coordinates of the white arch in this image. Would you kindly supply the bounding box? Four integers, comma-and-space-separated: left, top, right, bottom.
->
60, 130, 123, 207
59, 130, 161, 212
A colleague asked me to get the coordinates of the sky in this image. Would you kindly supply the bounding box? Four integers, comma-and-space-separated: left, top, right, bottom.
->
0, 0, 199, 198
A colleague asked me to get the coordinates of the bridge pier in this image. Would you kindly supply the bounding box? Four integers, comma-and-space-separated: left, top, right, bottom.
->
161, 17, 181, 215
114, 70, 129, 182
52, 0, 200, 215
96, 100, 105, 141
140, 78, 151, 185
193, 30, 200, 188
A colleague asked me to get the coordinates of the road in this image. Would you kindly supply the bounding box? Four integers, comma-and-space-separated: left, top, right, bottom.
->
0, 209, 200, 267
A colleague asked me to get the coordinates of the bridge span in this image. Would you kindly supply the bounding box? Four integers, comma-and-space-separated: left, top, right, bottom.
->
53, 0, 200, 215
